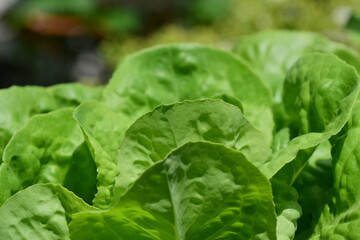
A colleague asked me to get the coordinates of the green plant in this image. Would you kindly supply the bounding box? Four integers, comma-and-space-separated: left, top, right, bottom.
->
1, 30, 360, 239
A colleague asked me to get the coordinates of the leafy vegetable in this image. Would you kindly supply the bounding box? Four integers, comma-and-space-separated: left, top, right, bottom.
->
70, 142, 276, 240
114, 99, 270, 200
2, 31, 360, 239
233, 30, 360, 102
261, 53, 360, 179
102, 43, 274, 143
309, 100, 360, 239
0, 184, 95, 240
233, 30, 360, 130
293, 141, 332, 239
73, 100, 131, 208
0, 83, 102, 162
0, 108, 86, 206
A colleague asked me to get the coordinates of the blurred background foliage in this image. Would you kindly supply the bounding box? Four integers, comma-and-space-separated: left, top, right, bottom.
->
1, 0, 360, 88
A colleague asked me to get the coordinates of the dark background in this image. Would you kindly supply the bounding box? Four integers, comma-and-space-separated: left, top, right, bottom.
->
1, 0, 360, 88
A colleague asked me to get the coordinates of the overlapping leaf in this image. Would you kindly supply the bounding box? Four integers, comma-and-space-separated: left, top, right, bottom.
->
73, 100, 132, 208
234, 30, 360, 130
233, 30, 360, 102
0, 184, 96, 240
70, 142, 277, 240
0, 84, 102, 162
0, 108, 90, 206
310, 101, 360, 239
114, 99, 271, 199
261, 53, 360, 179
103, 43, 274, 143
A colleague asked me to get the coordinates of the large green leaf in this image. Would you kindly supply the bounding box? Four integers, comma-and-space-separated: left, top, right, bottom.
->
0, 184, 96, 240
103, 43, 274, 144
114, 99, 271, 199
0, 108, 86, 206
70, 142, 277, 240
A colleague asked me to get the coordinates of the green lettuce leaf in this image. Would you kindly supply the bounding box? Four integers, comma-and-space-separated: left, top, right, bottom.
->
73, 100, 132, 208
0, 84, 102, 162
0, 86, 56, 161
293, 141, 333, 239
48, 83, 103, 107
63, 142, 97, 205
311, 100, 360, 239
103, 43, 274, 144
114, 99, 271, 199
262, 53, 359, 239
0, 183, 96, 240
233, 30, 360, 131
271, 179, 302, 240
70, 142, 277, 240
0, 108, 86, 205
233, 30, 360, 102
261, 53, 360, 179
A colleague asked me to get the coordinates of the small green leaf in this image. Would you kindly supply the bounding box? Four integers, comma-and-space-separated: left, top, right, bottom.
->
0, 108, 84, 205
63, 142, 97, 205
0, 86, 56, 161
0, 84, 102, 163
0, 184, 96, 240
271, 179, 302, 240
73, 100, 132, 208
48, 83, 103, 107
